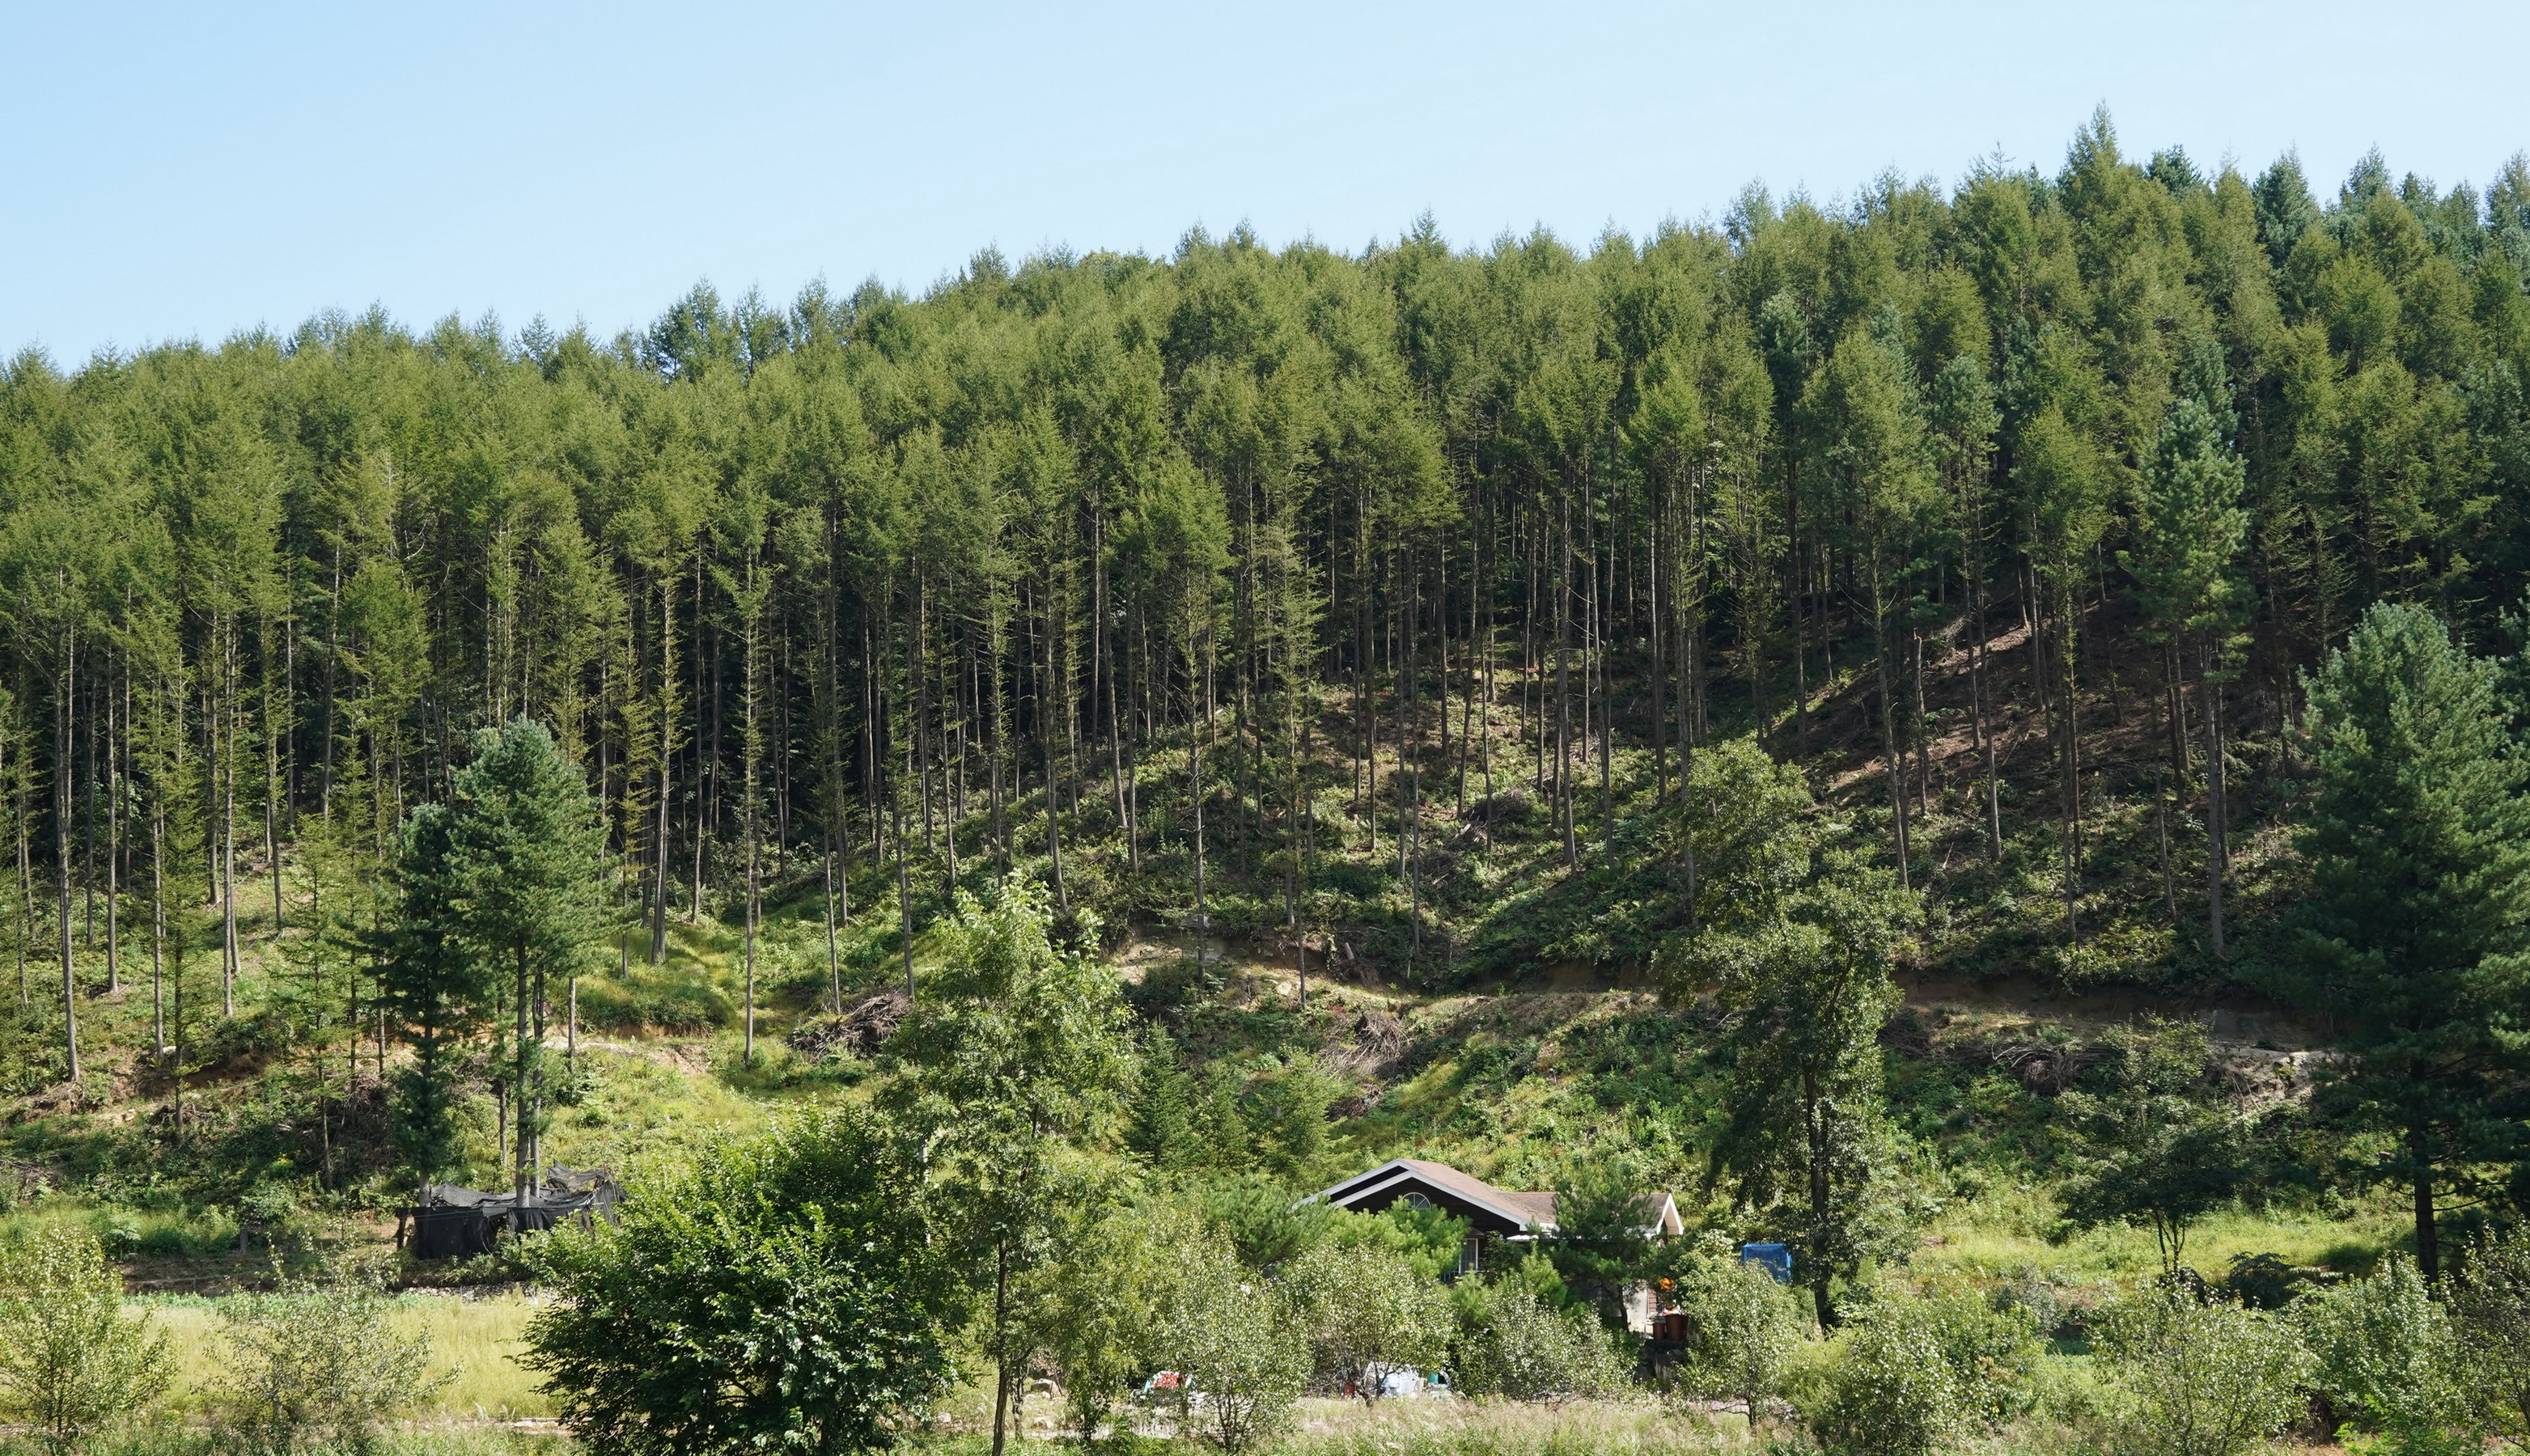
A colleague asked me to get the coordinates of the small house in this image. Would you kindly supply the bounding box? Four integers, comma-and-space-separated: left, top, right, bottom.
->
1307, 1158, 1684, 1331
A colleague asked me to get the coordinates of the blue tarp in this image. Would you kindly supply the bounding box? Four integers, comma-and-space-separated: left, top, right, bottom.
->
1740, 1242, 1792, 1284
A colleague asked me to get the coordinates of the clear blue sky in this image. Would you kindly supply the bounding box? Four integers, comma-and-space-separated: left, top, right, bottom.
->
7, 1, 2528, 363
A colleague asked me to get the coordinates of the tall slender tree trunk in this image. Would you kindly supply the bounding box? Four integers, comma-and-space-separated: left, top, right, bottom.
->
105, 665, 120, 994
1871, 563, 1910, 891
2204, 643, 2229, 958
514, 946, 531, 1213
651, 574, 676, 963
152, 785, 166, 1056
222, 621, 239, 1015
1039, 578, 1067, 912
741, 559, 761, 1069
1556, 486, 1577, 870
2412, 1142, 2439, 1284
265, 623, 283, 936
990, 1239, 1012, 1456
56, 628, 79, 1084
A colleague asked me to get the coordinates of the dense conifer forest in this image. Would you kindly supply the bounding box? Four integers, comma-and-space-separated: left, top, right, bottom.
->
9, 116, 2530, 1088
11, 108, 2530, 1456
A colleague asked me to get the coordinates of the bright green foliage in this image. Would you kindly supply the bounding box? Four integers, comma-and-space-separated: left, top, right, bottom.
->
1666, 792, 1922, 1324
522, 1107, 964, 1456
1911, 1283, 2045, 1428
1665, 1256, 1809, 1417
2452, 1225, 2530, 1449
2125, 395, 2251, 645
2292, 1255, 2464, 1433
1451, 1280, 1632, 1402
1801, 320, 1939, 878
214, 1267, 443, 1455
1285, 1238, 1452, 1400
1144, 1203, 1311, 1452
1807, 1288, 1969, 1456
876, 879, 1134, 1452
2055, 1018, 2259, 1275
2091, 1287, 2315, 1456
2290, 602, 2530, 1279
1027, 1194, 1173, 1442
0, 1229, 172, 1454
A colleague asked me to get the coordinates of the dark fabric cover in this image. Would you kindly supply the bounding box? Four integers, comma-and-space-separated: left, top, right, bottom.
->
410, 1204, 498, 1259
403, 1170, 626, 1259
507, 1204, 563, 1234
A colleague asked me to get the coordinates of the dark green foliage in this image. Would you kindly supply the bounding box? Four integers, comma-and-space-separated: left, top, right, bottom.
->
371, 799, 489, 1190
1547, 1154, 1655, 1331
523, 1107, 963, 1456
2287, 603, 2530, 1278
1663, 753, 1922, 1324
1124, 1029, 1201, 1171
2056, 1018, 2261, 1275
376, 719, 610, 1195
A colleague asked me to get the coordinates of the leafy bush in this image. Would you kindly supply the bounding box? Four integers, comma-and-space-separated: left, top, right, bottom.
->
1667, 1257, 1808, 1416
1285, 1238, 1451, 1398
0, 1229, 172, 1454
1452, 1280, 1632, 1402
214, 1264, 443, 1454
1914, 1283, 2043, 1425
2452, 1226, 2530, 1448
523, 1106, 964, 1456
1807, 1291, 1968, 1456
1146, 1215, 1310, 1452
2291, 1254, 2463, 1432
2091, 1287, 2313, 1456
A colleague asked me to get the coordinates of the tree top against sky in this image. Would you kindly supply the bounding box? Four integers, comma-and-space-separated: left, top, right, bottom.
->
7, 0, 2527, 362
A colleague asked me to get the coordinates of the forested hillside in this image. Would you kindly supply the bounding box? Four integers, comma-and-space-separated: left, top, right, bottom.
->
6, 109, 2530, 1093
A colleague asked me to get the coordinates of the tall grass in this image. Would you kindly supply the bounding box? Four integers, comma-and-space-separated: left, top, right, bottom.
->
1267, 1398, 1748, 1455
134, 1291, 553, 1420
1912, 1183, 2409, 1282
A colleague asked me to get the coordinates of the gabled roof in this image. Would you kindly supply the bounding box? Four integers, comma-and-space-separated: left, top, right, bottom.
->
1313, 1158, 1550, 1233
1310, 1158, 1683, 1239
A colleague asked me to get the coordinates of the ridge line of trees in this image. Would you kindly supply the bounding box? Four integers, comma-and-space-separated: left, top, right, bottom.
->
6, 112, 2530, 1084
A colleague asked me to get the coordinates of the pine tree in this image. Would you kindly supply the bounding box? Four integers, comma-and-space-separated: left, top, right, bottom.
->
435, 718, 612, 1206
1663, 755, 1921, 1327
2288, 602, 2530, 1281
370, 799, 487, 1191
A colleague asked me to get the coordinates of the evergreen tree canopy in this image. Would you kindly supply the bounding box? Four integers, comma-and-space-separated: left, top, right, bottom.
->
2290, 601, 2530, 1279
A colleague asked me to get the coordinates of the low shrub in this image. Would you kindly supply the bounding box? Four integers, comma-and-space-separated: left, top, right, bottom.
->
1454, 1280, 1633, 1403
2291, 1254, 2463, 1433
2091, 1286, 2312, 1456
1666, 1257, 1808, 1417
1807, 1291, 1968, 1456
0, 1229, 173, 1454
2452, 1226, 2530, 1448
215, 1262, 445, 1454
